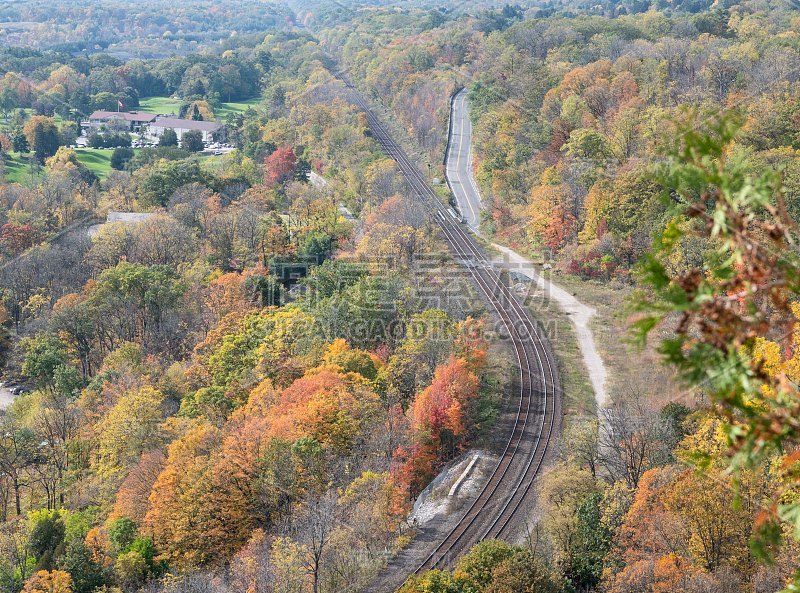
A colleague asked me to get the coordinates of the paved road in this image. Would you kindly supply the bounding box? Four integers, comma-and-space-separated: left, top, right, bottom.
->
445, 89, 609, 411
446, 89, 481, 230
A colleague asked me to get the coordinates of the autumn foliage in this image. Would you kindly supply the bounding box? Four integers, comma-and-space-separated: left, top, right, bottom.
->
264, 146, 297, 185
398, 356, 482, 496
0, 222, 42, 255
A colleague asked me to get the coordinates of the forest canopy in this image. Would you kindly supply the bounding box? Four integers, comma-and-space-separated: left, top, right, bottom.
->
2, 1, 800, 593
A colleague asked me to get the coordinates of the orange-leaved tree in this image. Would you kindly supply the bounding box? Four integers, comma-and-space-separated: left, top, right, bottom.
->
402, 357, 479, 495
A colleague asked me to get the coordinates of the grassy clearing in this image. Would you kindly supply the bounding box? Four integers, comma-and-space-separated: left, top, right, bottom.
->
74, 149, 113, 178
138, 96, 182, 115
139, 96, 262, 121
215, 97, 262, 119
2, 148, 124, 183
546, 273, 685, 410
526, 293, 596, 419
1, 152, 36, 184
1, 110, 65, 134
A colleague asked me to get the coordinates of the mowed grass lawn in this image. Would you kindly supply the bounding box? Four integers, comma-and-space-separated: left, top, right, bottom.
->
139, 96, 262, 120
2, 148, 118, 183
2, 152, 36, 183
1, 110, 65, 133
214, 96, 262, 118
138, 96, 183, 115
74, 149, 113, 178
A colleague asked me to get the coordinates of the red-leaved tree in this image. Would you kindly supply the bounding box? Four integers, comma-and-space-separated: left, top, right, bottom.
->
0, 223, 42, 256
400, 357, 479, 496
264, 146, 297, 186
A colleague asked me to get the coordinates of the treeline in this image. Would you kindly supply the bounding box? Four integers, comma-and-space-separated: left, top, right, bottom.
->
0, 47, 264, 121
0, 0, 293, 56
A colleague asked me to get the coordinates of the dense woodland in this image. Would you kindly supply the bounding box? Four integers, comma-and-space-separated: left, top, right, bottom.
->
0, 1, 294, 58
328, 2, 800, 278
0, 21, 504, 593
1, 1, 800, 593
329, 3, 800, 592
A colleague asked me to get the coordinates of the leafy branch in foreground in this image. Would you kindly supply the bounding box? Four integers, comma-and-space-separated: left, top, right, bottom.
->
633, 110, 800, 588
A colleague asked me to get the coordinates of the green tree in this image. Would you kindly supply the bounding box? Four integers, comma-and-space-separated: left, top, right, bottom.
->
299, 231, 332, 263
218, 64, 241, 103
562, 128, 610, 163
179, 386, 232, 421
86, 132, 105, 149
181, 130, 203, 153
21, 334, 70, 392
87, 262, 186, 348
0, 85, 19, 119
28, 510, 65, 568
159, 129, 178, 147
58, 539, 105, 593
23, 116, 60, 163
107, 518, 137, 555
566, 492, 612, 591
12, 132, 29, 153
127, 538, 158, 571
110, 147, 134, 171
302, 260, 367, 301
189, 104, 203, 121
133, 159, 207, 207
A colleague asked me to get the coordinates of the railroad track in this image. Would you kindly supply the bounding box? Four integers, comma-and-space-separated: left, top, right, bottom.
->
339, 78, 561, 573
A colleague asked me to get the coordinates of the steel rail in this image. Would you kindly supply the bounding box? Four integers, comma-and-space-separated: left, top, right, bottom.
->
339, 79, 560, 577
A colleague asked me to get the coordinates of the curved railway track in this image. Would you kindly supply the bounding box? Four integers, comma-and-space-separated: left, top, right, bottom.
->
340, 79, 562, 574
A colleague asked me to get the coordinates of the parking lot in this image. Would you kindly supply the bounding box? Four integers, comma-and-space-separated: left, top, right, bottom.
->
0, 387, 13, 409
0, 381, 29, 409
74, 135, 234, 156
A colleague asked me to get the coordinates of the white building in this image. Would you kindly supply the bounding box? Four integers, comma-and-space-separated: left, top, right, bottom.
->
85, 111, 157, 133
149, 117, 226, 143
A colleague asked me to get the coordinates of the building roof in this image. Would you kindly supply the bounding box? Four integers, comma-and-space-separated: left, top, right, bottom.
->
152, 117, 223, 132
88, 111, 157, 122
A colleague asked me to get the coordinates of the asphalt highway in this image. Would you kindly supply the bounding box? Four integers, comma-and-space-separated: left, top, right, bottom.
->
446, 89, 482, 230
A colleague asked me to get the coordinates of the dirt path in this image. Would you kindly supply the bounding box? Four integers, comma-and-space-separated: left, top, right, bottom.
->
490, 244, 608, 411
